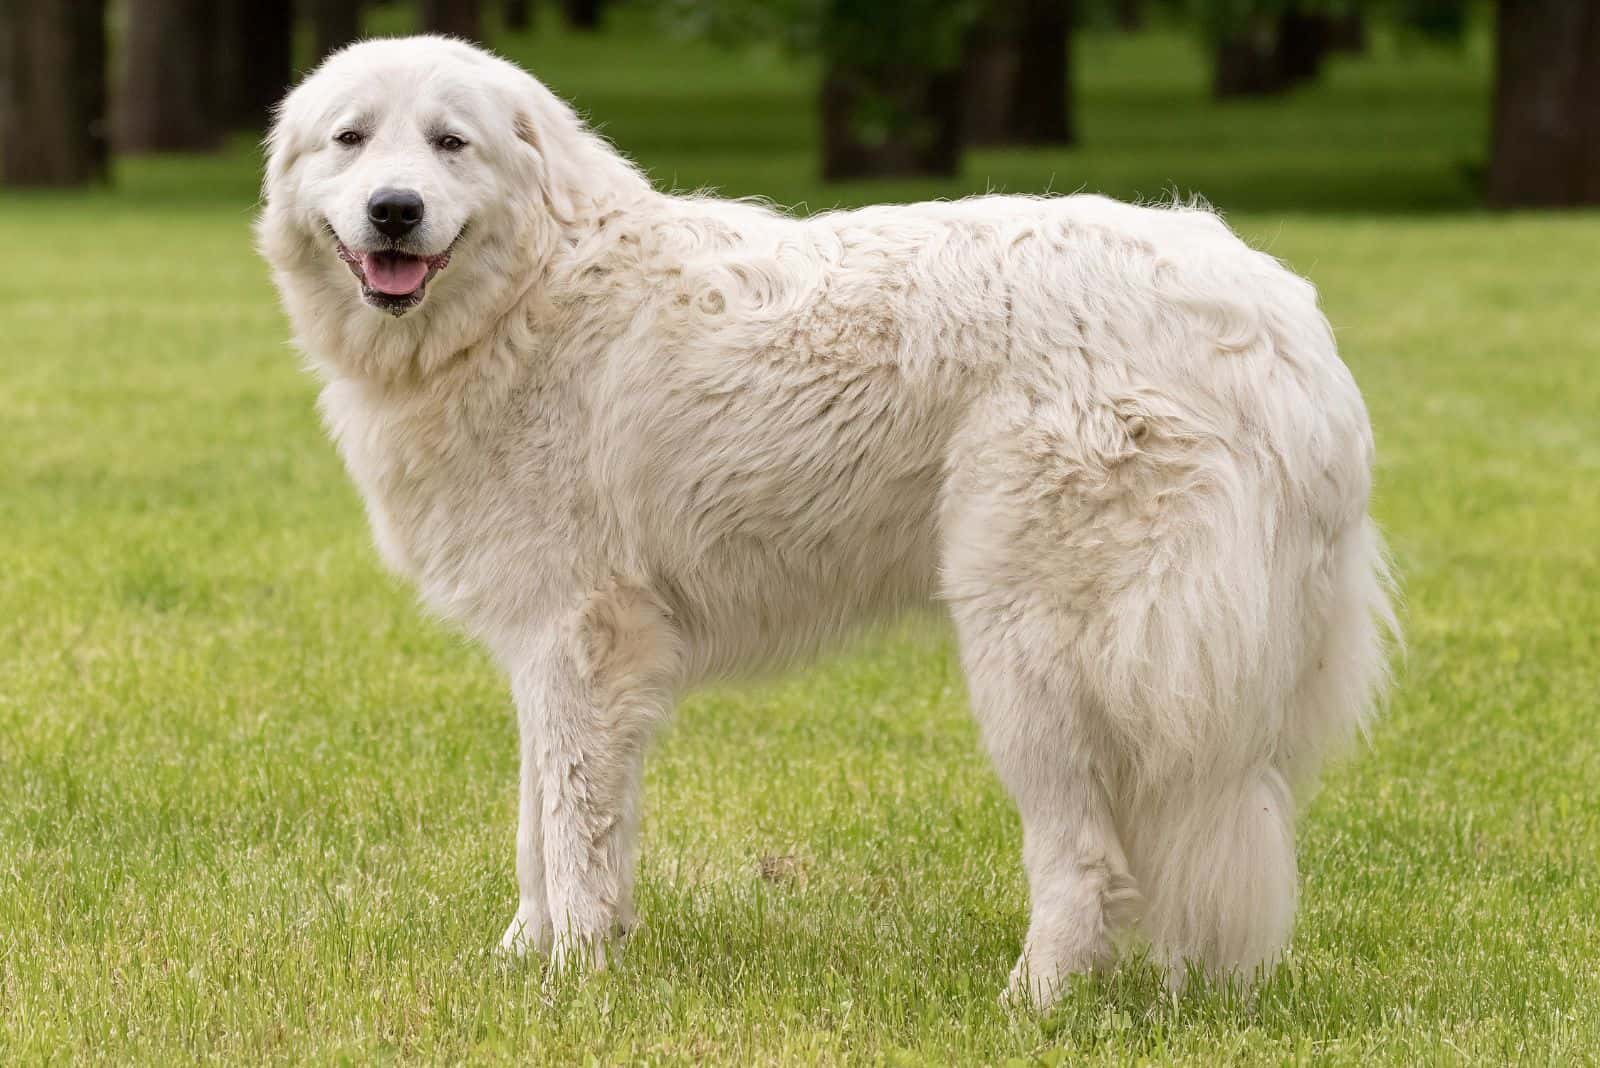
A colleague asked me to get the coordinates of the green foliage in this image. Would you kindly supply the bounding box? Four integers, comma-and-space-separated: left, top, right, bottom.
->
1186, 0, 1366, 42
1185, 0, 1469, 42
652, 0, 983, 70
1389, 0, 1469, 42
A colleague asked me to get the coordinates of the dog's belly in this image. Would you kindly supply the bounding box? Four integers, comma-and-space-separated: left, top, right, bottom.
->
652, 480, 945, 683
602, 358, 959, 682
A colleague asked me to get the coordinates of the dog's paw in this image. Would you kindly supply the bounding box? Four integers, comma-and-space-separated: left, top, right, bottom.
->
548, 928, 616, 975
1002, 968, 1054, 1012
497, 903, 552, 959
1002, 951, 1080, 1011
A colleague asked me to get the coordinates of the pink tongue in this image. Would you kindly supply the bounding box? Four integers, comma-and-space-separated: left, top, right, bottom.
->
362, 252, 429, 295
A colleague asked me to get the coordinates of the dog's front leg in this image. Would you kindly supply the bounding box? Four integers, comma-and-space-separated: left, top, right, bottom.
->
499, 710, 552, 957
513, 584, 679, 970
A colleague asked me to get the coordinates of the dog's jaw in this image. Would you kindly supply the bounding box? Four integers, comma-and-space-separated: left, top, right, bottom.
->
326, 224, 461, 317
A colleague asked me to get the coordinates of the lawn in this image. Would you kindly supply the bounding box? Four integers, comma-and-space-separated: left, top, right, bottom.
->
3, 13, 1599, 1066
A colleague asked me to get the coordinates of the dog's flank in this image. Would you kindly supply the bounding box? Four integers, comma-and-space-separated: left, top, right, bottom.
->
259, 36, 1397, 1005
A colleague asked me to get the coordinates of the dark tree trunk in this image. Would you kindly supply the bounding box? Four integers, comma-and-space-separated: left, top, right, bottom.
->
1275, 9, 1328, 86
217, 0, 294, 129
1326, 11, 1366, 54
964, 0, 1072, 146
0, 0, 109, 186
310, 0, 366, 64
117, 0, 221, 152
1213, 7, 1330, 99
1487, 0, 1600, 207
820, 63, 964, 180
421, 0, 483, 41
1213, 17, 1283, 98
561, 0, 602, 31
1009, 0, 1072, 144
504, 0, 533, 32
964, 11, 1018, 146
1114, 0, 1142, 32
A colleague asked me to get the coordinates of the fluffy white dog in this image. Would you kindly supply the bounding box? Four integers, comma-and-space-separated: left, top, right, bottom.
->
259, 36, 1395, 1004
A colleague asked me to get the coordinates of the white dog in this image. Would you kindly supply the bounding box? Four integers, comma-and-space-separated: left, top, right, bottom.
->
259, 36, 1395, 1005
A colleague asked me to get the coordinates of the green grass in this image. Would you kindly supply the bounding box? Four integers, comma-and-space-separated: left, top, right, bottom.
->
3, 13, 1598, 1066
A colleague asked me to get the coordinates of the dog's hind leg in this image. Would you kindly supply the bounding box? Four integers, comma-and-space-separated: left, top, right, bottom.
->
508, 580, 681, 969
949, 591, 1140, 1008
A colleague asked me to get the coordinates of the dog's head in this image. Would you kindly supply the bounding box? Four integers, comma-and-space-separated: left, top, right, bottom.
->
259, 36, 645, 376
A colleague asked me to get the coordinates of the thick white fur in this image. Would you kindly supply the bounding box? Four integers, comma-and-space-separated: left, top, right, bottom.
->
259, 36, 1397, 1004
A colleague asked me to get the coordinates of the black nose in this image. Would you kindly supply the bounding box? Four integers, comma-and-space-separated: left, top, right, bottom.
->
367, 188, 424, 240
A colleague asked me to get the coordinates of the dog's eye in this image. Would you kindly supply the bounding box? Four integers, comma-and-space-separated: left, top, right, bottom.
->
334, 130, 364, 147
436, 134, 468, 152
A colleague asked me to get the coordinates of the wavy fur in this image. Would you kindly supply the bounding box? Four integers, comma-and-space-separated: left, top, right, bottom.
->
259, 37, 1397, 1003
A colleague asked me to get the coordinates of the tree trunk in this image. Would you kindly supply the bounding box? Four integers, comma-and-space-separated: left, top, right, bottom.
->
504, 0, 533, 32
1487, 1, 1600, 207
1275, 9, 1328, 86
0, 0, 109, 186
217, 0, 294, 129
1008, 0, 1072, 144
1326, 11, 1366, 54
820, 63, 964, 180
964, 10, 1018, 146
310, 0, 366, 64
964, 0, 1072, 146
421, 0, 483, 41
562, 0, 602, 31
1214, 7, 1331, 99
117, 0, 220, 152
1115, 0, 1142, 32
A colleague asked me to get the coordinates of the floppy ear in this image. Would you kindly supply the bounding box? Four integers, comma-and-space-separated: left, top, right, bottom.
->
513, 108, 581, 225
262, 82, 317, 199
498, 63, 648, 228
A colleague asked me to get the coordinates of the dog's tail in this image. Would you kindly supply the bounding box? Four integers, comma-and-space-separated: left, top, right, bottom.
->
1124, 766, 1298, 983
1122, 516, 1398, 983
1278, 516, 1400, 791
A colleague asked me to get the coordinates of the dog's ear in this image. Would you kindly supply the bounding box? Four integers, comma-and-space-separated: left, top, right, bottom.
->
261, 74, 327, 201
512, 107, 581, 225
500, 65, 647, 229
262, 99, 304, 196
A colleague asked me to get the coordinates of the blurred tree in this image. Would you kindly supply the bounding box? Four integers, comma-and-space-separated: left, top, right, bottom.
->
1115, 0, 1143, 30
310, 0, 367, 62
422, 0, 484, 39
1391, 0, 1464, 41
966, 0, 1075, 146
118, 0, 221, 151
1204, 3, 1338, 98
505, 0, 535, 31
217, 0, 294, 128
1004, 0, 1074, 143
657, 0, 986, 179
1274, 7, 1328, 81
563, 0, 606, 30
965, 7, 1019, 139
1325, 9, 1365, 52
0, 0, 109, 186
1487, 1, 1600, 207
819, 0, 977, 178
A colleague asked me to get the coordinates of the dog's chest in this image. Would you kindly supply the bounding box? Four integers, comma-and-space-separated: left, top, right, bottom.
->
319, 379, 560, 628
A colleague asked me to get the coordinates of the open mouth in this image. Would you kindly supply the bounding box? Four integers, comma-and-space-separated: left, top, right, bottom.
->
332, 235, 457, 316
